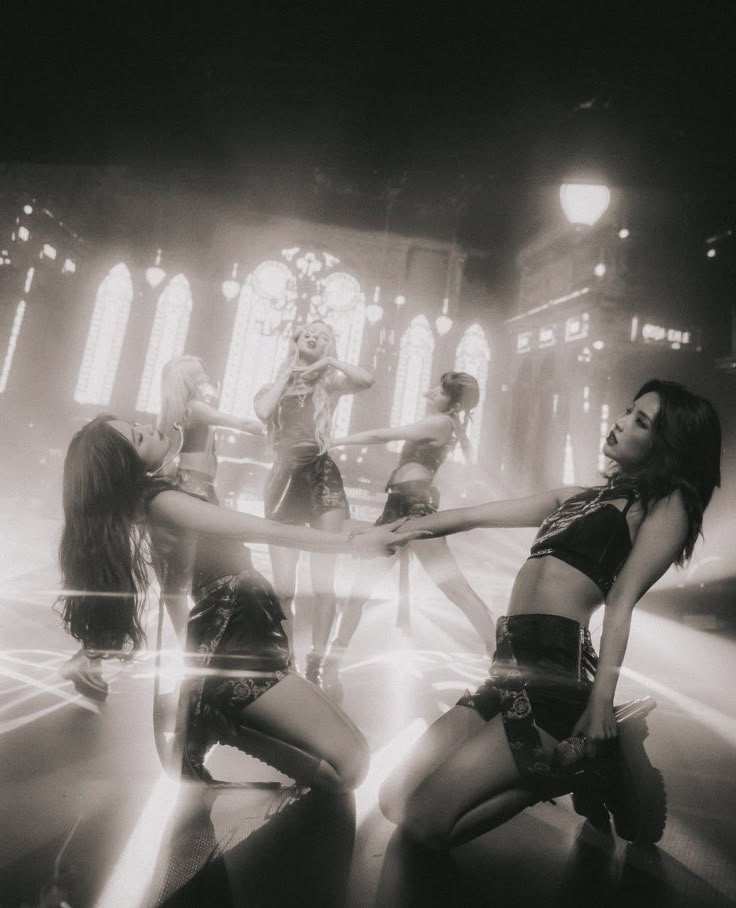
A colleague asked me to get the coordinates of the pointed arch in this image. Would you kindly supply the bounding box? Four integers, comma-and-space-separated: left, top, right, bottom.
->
136, 273, 192, 414
74, 263, 133, 405
390, 315, 435, 450
452, 323, 491, 463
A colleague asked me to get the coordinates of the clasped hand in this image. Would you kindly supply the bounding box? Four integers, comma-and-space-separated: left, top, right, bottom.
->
350, 524, 430, 558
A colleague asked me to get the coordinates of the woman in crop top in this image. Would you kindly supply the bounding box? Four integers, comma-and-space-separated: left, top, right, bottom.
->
158, 355, 264, 505
55, 415, 423, 788
355, 379, 722, 849
254, 321, 374, 686
326, 372, 496, 686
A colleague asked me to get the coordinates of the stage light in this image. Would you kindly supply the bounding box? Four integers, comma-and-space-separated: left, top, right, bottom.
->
62, 258, 76, 274
145, 248, 166, 288
435, 298, 453, 336
618, 228, 629, 239
366, 303, 384, 324
394, 295, 406, 307
707, 248, 716, 258
222, 263, 241, 300
23, 204, 33, 215
592, 339, 605, 350
42, 243, 57, 260
24, 267, 34, 293
18, 226, 30, 242
594, 263, 606, 277
560, 183, 611, 226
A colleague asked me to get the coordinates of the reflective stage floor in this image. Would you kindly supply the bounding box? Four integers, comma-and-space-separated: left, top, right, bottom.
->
1, 507, 735, 907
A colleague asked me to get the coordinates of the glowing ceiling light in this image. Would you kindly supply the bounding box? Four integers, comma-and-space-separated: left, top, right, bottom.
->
18, 226, 30, 242
594, 263, 606, 277
618, 228, 630, 239
145, 248, 166, 288
559, 183, 611, 226
707, 248, 716, 258
592, 339, 605, 351
366, 303, 384, 324
62, 258, 76, 274
23, 204, 33, 215
24, 267, 34, 293
222, 262, 241, 300
42, 243, 57, 260
435, 298, 453, 336
394, 295, 406, 307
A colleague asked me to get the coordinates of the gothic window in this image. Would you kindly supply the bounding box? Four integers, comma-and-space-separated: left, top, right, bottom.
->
136, 274, 192, 414
390, 315, 435, 450
74, 263, 133, 405
0, 300, 27, 393
452, 323, 490, 463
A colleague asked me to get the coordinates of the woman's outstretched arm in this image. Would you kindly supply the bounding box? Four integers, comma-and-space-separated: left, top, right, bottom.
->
186, 398, 264, 436
335, 414, 453, 448
148, 490, 427, 555
573, 491, 688, 747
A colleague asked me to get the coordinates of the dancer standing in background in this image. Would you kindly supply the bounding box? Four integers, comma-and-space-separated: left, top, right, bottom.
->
326, 372, 496, 688
361, 379, 721, 848
254, 321, 374, 685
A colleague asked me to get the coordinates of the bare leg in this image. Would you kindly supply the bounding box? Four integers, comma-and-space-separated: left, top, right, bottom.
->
331, 552, 397, 650
382, 709, 557, 849
412, 538, 495, 651
308, 508, 345, 658
268, 545, 300, 662
241, 673, 370, 792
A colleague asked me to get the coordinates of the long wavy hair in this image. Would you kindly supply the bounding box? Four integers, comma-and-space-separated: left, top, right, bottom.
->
440, 371, 480, 463
271, 321, 338, 454
157, 355, 211, 439
56, 415, 161, 653
608, 379, 722, 564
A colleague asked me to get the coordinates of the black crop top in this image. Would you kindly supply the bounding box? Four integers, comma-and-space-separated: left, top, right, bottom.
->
528, 483, 639, 595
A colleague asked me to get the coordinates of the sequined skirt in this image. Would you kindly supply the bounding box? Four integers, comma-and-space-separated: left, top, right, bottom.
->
375, 479, 439, 526
264, 443, 349, 525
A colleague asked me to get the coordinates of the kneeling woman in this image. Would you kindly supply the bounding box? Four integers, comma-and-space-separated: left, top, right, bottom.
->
361, 380, 721, 844
56, 415, 417, 791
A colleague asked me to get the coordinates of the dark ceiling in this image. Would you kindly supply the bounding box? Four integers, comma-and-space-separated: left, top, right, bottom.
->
2, 4, 735, 251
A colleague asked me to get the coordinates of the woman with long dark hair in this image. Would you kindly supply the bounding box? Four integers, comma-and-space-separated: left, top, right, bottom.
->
254, 320, 374, 685
56, 414, 421, 787
59, 356, 264, 698
354, 379, 721, 846
326, 372, 496, 687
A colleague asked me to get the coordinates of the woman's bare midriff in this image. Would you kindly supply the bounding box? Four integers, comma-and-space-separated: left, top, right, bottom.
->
391, 462, 434, 484
506, 556, 604, 627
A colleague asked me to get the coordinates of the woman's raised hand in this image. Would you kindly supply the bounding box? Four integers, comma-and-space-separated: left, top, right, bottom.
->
299, 356, 335, 377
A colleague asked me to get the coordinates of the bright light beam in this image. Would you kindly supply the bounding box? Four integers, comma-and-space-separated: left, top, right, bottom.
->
94, 771, 181, 908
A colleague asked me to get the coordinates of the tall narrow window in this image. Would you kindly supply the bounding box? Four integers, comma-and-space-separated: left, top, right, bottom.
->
136, 274, 192, 414
390, 315, 435, 450
74, 263, 133, 405
321, 271, 366, 439
0, 300, 27, 393
452, 323, 490, 462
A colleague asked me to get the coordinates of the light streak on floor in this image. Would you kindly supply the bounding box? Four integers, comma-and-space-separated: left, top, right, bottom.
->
94, 771, 181, 908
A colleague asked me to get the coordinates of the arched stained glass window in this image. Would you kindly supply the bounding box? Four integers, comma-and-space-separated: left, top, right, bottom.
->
74, 263, 133, 405
321, 271, 365, 439
136, 273, 192, 414
390, 315, 435, 451
220, 254, 366, 436
452, 323, 490, 463
220, 261, 293, 419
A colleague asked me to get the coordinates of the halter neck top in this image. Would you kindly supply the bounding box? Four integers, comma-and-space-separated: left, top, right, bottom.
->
395, 415, 458, 476
528, 483, 639, 595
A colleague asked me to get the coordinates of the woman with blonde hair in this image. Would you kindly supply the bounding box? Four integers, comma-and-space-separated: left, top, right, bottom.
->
254, 321, 374, 685
326, 371, 496, 690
